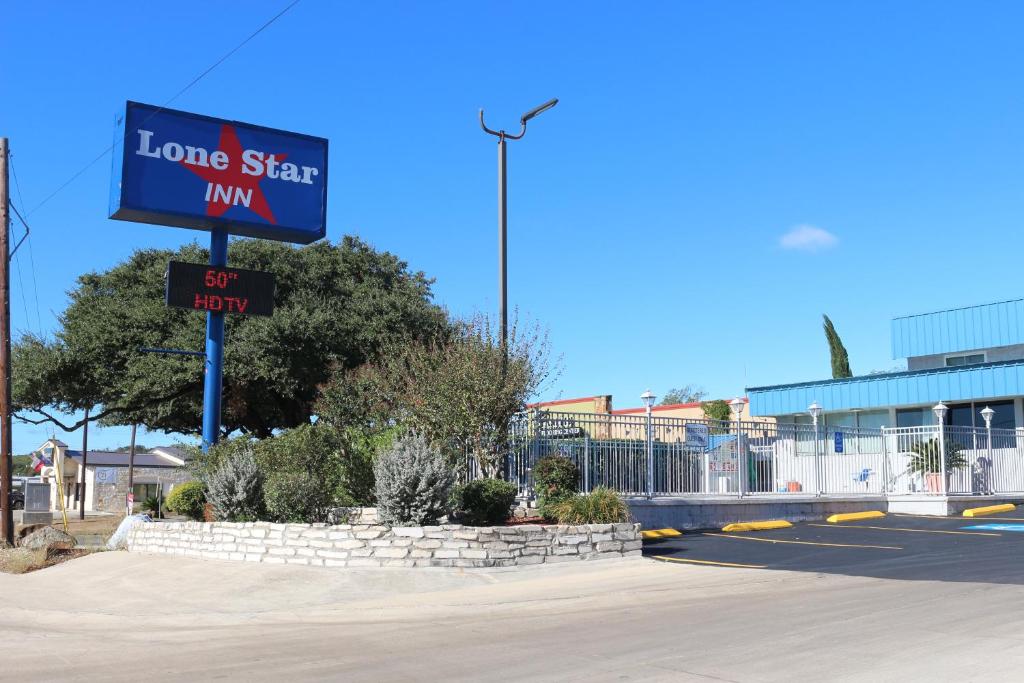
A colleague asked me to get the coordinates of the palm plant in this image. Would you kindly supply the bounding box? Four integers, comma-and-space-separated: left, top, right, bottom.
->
908, 438, 968, 475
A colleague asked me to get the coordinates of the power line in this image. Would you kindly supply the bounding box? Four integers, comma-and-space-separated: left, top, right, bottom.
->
26, 0, 302, 218
24, 225, 43, 335
7, 205, 35, 337
8, 154, 43, 335
9, 237, 31, 338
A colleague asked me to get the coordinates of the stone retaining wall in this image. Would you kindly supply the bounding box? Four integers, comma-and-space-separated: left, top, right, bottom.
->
127, 521, 641, 568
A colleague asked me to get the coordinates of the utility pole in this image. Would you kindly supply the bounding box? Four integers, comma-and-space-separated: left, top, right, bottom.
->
79, 407, 89, 520
0, 138, 12, 547
125, 423, 137, 517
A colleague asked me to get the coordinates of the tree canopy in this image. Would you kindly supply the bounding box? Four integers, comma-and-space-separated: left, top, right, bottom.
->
660, 385, 707, 405
14, 236, 447, 438
317, 314, 555, 477
702, 399, 731, 423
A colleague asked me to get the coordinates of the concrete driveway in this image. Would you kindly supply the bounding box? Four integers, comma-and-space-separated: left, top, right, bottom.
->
3, 550, 1024, 681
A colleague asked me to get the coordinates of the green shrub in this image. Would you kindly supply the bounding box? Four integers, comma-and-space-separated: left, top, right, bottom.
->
456, 478, 517, 525
374, 433, 454, 526
549, 487, 631, 525
142, 495, 164, 519
338, 426, 397, 506
264, 471, 336, 523
191, 424, 376, 516
165, 481, 206, 521
206, 447, 264, 522
533, 454, 579, 518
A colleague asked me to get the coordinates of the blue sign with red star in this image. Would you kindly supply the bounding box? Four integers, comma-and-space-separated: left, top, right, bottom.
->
109, 101, 328, 244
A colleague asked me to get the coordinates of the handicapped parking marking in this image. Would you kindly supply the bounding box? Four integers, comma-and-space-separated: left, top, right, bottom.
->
962, 524, 1024, 532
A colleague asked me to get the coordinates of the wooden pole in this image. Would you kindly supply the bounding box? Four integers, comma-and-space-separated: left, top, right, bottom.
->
79, 407, 89, 520
126, 423, 137, 517
0, 138, 12, 547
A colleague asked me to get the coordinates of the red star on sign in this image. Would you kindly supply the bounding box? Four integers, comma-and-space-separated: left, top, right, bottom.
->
180, 124, 284, 225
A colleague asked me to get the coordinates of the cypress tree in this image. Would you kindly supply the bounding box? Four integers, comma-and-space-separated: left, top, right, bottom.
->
823, 314, 852, 379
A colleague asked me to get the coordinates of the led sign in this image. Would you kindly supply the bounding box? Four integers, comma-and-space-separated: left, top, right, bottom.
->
165, 261, 275, 317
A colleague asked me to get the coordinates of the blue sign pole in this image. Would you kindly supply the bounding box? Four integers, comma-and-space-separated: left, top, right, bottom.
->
201, 229, 228, 451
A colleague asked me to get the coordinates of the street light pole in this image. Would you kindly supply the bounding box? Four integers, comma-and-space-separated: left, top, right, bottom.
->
808, 402, 823, 496
641, 389, 656, 499
479, 98, 558, 357
731, 398, 747, 497
981, 406, 995, 494
933, 402, 949, 495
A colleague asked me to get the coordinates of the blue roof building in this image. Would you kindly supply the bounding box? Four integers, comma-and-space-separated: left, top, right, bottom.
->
747, 299, 1024, 431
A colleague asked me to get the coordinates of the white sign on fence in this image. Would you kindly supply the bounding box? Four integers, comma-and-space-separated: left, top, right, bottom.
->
684, 424, 710, 449
708, 437, 740, 473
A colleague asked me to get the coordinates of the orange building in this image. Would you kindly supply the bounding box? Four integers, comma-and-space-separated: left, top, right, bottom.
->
526, 395, 773, 442
527, 395, 762, 421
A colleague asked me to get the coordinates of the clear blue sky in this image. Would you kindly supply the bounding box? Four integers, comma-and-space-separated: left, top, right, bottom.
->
5, 1, 1024, 452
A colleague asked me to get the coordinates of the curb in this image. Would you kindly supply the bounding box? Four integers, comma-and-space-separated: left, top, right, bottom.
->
963, 503, 1016, 518
641, 528, 682, 540
721, 520, 792, 532
826, 511, 886, 523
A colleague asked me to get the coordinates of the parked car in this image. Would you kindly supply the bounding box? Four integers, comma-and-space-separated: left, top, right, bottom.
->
4, 488, 24, 510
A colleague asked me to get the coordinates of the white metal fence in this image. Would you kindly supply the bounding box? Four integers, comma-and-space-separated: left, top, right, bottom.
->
472, 410, 1024, 499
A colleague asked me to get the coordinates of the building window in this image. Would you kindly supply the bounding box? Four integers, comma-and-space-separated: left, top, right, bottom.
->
856, 410, 889, 430
896, 407, 933, 428
980, 400, 1015, 430
945, 353, 985, 367
898, 400, 1016, 429
132, 483, 160, 502
948, 403, 974, 428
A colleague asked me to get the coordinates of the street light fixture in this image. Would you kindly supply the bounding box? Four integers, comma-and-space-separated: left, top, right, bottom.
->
641, 389, 656, 410
521, 98, 559, 124
479, 98, 559, 358
981, 405, 995, 429
932, 402, 949, 424
808, 401, 822, 423
727, 397, 743, 418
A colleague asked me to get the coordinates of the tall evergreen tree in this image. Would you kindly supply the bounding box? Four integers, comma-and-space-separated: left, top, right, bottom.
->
823, 314, 852, 378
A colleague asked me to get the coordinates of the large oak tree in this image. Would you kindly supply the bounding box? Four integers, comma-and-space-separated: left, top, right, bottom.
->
14, 236, 447, 438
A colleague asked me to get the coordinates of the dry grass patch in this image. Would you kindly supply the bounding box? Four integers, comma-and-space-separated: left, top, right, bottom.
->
14, 515, 122, 542
0, 546, 91, 574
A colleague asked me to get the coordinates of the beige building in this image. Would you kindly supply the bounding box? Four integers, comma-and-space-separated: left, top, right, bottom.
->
31, 439, 195, 514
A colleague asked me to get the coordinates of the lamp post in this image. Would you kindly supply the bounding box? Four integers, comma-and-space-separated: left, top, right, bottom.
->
479, 98, 558, 360
808, 402, 822, 495
981, 405, 995, 494
730, 398, 746, 496
933, 402, 949, 495
641, 389, 656, 498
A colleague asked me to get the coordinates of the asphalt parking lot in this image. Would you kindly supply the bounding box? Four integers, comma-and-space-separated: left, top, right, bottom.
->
644, 512, 1024, 584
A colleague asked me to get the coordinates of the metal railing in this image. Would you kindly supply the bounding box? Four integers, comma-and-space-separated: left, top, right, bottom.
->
467, 409, 1024, 499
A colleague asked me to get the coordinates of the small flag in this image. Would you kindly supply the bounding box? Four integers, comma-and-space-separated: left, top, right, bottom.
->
31, 448, 53, 473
